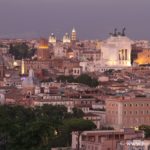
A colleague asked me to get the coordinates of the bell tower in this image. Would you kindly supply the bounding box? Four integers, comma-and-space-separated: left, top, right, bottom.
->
71, 27, 77, 42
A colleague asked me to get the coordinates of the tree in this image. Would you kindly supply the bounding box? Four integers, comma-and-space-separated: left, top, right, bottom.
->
0, 105, 65, 149
56, 74, 99, 87
9, 43, 36, 59
72, 107, 84, 118
0, 105, 95, 149
76, 74, 99, 87
139, 125, 150, 138
63, 119, 96, 150
56, 75, 75, 83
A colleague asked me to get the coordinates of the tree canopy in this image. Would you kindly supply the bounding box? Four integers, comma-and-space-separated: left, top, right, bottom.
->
139, 125, 150, 138
0, 105, 95, 150
9, 43, 36, 59
56, 74, 99, 87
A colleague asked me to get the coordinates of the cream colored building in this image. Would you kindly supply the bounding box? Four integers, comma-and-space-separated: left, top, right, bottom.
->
80, 34, 133, 73
101, 35, 132, 67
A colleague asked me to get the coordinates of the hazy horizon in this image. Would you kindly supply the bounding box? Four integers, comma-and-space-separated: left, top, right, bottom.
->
0, 0, 150, 40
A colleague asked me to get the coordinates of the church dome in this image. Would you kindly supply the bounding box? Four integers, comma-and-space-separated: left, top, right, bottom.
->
49, 33, 57, 44
63, 33, 71, 43
64, 33, 69, 38
51, 33, 55, 38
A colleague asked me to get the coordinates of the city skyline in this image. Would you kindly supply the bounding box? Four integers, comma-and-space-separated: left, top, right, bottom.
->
0, 0, 150, 40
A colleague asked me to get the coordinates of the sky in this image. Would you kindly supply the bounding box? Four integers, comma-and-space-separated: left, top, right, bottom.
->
0, 0, 150, 40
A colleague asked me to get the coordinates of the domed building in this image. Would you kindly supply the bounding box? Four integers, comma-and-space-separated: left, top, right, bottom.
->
63, 33, 71, 44
49, 33, 57, 45
37, 38, 49, 60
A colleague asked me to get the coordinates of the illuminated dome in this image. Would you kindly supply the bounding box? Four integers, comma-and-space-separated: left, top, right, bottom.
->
38, 38, 48, 49
72, 27, 76, 33
49, 33, 57, 44
63, 33, 71, 44
13, 61, 18, 67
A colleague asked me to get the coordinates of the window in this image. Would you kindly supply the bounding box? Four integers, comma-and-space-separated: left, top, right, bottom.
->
141, 111, 144, 114
130, 111, 132, 114
135, 111, 138, 114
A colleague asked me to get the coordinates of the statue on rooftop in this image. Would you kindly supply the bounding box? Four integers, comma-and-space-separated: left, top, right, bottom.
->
109, 28, 118, 37
114, 28, 117, 36
122, 27, 126, 36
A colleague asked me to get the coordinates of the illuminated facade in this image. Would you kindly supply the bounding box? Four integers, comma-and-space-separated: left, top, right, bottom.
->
37, 38, 49, 60
135, 49, 150, 65
48, 33, 56, 45
80, 34, 133, 73
101, 35, 132, 67
63, 33, 71, 44
71, 27, 77, 42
